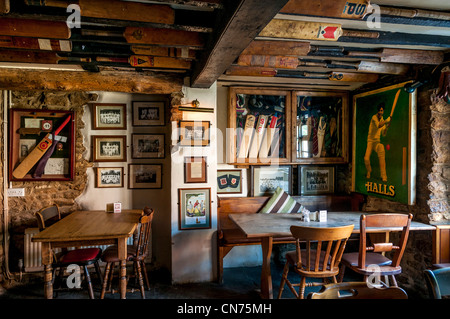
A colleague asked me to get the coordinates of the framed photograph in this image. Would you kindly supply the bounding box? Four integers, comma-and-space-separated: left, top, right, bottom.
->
299, 166, 335, 195
217, 169, 242, 194
352, 81, 416, 205
132, 101, 165, 126
184, 157, 207, 183
9, 108, 75, 181
92, 135, 127, 162
128, 164, 162, 189
178, 188, 211, 230
179, 120, 210, 147
95, 167, 124, 188
92, 103, 127, 130
251, 165, 292, 196
132, 134, 165, 159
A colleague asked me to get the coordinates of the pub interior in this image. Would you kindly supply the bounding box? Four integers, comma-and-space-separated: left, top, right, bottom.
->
0, 0, 448, 303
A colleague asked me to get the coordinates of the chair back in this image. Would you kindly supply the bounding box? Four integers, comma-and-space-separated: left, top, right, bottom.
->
424, 267, 450, 299
308, 281, 408, 299
134, 208, 154, 260
35, 204, 61, 231
358, 213, 412, 269
289, 224, 354, 275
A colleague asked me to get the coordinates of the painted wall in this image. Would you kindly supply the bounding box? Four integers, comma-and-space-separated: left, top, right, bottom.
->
76, 91, 172, 270
216, 84, 262, 268
170, 83, 219, 283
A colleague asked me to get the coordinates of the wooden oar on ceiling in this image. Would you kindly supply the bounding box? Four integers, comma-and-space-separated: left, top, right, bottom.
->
0, 18, 70, 39
225, 65, 379, 82
96, 55, 191, 69
237, 54, 409, 75
259, 19, 379, 42
0, 48, 191, 69
0, 49, 91, 64
346, 48, 444, 65
24, 0, 175, 24
280, 0, 450, 21
81, 28, 205, 48
0, 35, 197, 59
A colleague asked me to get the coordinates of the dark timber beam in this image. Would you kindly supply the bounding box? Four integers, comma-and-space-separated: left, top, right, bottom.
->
190, 0, 290, 88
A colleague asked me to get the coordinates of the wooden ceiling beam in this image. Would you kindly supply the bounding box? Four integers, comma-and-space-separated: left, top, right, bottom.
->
0, 68, 183, 94
190, 0, 290, 88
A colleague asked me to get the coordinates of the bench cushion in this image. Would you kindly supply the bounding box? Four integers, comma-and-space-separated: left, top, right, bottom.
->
259, 187, 304, 214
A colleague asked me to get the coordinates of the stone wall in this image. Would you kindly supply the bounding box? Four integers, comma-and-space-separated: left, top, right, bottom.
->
3, 91, 97, 270
427, 92, 450, 222
360, 88, 449, 298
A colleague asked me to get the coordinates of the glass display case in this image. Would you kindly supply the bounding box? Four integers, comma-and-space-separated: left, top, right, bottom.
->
292, 91, 348, 164
228, 87, 291, 164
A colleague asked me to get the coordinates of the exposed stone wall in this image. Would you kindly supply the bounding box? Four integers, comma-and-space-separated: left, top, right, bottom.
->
427, 92, 450, 222
3, 91, 97, 270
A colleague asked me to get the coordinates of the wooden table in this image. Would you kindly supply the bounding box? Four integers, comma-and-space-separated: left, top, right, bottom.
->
32, 209, 143, 299
229, 211, 436, 299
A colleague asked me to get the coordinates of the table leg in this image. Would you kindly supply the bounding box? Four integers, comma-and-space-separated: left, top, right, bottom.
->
260, 236, 273, 299
117, 238, 128, 299
41, 243, 53, 299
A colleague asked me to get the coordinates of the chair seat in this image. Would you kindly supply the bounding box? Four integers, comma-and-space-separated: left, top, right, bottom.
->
341, 252, 392, 267
101, 245, 137, 263
59, 248, 102, 264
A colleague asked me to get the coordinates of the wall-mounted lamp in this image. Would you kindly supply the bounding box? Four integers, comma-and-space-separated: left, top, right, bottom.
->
178, 99, 213, 113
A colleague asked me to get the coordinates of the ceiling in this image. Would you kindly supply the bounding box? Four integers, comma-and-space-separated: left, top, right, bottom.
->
0, 0, 449, 92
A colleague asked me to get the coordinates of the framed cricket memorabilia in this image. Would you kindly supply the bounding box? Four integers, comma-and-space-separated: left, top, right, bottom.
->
217, 169, 242, 194
95, 167, 124, 188
92, 135, 127, 162
9, 108, 75, 182
92, 103, 127, 130
352, 81, 417, 205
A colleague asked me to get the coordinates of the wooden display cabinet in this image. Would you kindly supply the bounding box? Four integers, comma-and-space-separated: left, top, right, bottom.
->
227, 87, 291, 165
9, 108, 75, 181
291, 91, 348, 164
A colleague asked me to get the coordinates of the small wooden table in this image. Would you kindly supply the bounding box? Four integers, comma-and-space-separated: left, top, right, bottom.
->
229, 211, 436, 299
32, 209, 143, 299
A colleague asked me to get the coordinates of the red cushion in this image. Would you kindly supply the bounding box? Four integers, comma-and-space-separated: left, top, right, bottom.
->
60, 248, 101, 263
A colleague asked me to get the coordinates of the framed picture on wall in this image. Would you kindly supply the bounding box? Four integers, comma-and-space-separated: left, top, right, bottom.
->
184, 157, 207, 183
178, 188, 211, 230
251, 165, 292, 196
132, 133, 165, 159
92, 103, 127, 130
132, 101, 165, 126
299, 166, 335, 195
217, 169, 242, 194
128, 164, 162, 189
9, 108, 76, 181
179, 120, 210, 146
352, 81, 416, 205
92, 135, 127, 162
95, 167, 124, 188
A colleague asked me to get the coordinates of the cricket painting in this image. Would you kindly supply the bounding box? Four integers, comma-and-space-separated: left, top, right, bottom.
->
352, 82, 416, 205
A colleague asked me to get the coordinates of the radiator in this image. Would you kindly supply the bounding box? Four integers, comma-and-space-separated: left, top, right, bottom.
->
23, 228, 137, 272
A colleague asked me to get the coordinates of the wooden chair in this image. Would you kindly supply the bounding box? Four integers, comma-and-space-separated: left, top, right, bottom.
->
339, 213, 412, 287
34, 204, 103, 299
277, 224, 354, 299
307, 281, 408, 299
100, 207, 154, 299
424, 267, 450, 299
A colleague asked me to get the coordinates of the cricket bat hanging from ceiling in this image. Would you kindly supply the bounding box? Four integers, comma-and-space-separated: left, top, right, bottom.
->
12, 115, 72, 179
